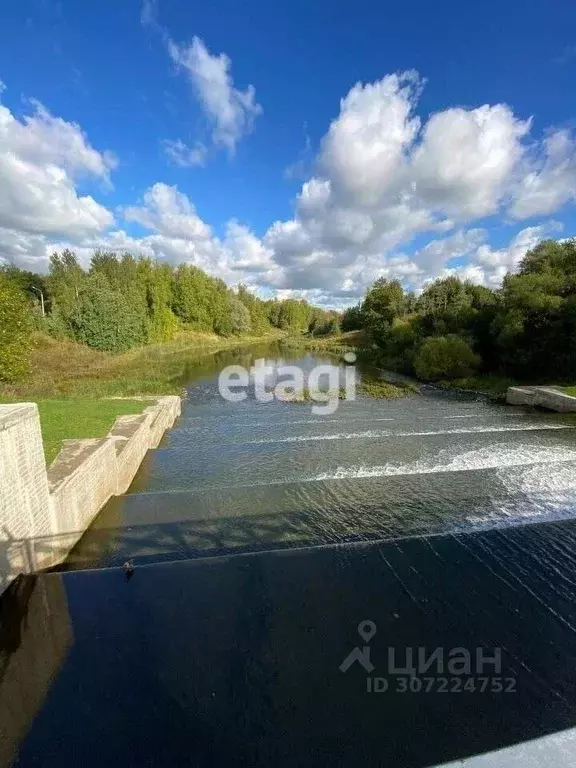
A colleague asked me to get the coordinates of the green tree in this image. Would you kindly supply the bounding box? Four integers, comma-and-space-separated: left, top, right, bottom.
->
237, 284, 270, 333
223, 295, 251, 335
71, 272, 148, 352
413, 336, 481, 381
341, 304, 363, 331
48, 249, 85, 332
0, 265, 51, 316
361, 279, 405, 344
418, 277, 473, 318
278, 298, 312, 333
0, 273, 33, 380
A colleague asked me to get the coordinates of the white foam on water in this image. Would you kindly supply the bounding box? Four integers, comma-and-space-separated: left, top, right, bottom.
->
231, 417, 396, 428
310, 445, 576, 482
501, 461, 576, 495
249, 424, 575, 444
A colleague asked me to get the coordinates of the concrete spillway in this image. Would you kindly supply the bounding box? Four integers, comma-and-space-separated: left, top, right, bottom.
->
507, 386, 576, 412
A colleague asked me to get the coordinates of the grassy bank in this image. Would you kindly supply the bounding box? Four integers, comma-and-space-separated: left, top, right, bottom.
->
0, 398, 148, 464
40, 399, 149, 464
0, 329, 285, 400
434, 375, 517, 396
0, 329, 284, 461
281, 331, 363, 355
360, 378, 419, 399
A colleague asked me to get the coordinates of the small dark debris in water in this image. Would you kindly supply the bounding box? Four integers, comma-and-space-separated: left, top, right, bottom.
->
123, 560, 135, 581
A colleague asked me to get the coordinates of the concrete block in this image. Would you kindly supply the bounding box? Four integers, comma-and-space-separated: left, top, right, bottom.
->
0, 404, 51, 593
46, 438, 119, 569
0, 396, 181, 594
506, 387, 538, 406
506, 386, 576, 412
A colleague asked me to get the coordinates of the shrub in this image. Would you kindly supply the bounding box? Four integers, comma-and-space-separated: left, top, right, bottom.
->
218, 296, 251, 335
71, 273, 148, 352
0, 273, 33, 380
413, 336, 481, 381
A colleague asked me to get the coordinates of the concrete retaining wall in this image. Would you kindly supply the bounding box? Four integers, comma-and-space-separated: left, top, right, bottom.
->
0, 396, 180, 592
507, 386, 576, 412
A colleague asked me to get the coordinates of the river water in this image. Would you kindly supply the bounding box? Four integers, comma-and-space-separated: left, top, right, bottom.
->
8, 344, 576, 767
65, 343, 576, 569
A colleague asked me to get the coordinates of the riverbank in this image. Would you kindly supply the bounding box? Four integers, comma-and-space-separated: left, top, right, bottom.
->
0, 329, 286, 399
281, 330, 363, 354
438, 378, 576, 400
0, 330, 284, 461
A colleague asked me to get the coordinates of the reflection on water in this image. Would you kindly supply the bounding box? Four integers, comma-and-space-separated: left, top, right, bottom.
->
0, 575, 72, 768
9, 520, 576, 767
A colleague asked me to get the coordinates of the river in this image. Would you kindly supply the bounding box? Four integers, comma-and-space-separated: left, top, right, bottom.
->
64, 343, 576, 569
8, 343, 576, 767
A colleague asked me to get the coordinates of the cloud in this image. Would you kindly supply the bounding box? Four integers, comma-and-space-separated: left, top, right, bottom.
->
443, 223, 563, 288
0, 98, 117, 182
0, 85, 114, 267
162, 138, 208, 167
2, 70, 576, 307
167, 36, 262, 157
123, 182, 213, 241
411, 104, 529, 219
140, 0, 157, 27
255, 71, 576, 301
508, 130, 576, 218
118, 183, 273, 286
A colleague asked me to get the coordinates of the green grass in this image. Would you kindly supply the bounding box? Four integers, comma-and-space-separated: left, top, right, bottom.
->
435, 375, 517, 395
281, 331, 363, 355
278, 386, 349, 403
0, 398, 148, 465
564, 387, 576, 397
360, 378, 419, 399
0, 330, 285, 399
40, 399, 148, 464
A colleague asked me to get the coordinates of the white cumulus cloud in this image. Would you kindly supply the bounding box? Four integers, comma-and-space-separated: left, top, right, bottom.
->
0, 85, 114, 269
167, 36, 262, 158
509, 129, 576, 218
256, 71, 576, 302
2, 70, 576, 307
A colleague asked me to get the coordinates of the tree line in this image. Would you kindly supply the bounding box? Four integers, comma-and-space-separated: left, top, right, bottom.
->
0, 249, 339, 381
342, 238, 576, 383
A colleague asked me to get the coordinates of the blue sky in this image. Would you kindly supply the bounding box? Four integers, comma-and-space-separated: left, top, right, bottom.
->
0, 0, 575, 305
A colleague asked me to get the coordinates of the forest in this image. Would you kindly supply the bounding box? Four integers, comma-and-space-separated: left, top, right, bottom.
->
343, 238, 576, 385
1, 238, 575, 388
0, 250, 338, 382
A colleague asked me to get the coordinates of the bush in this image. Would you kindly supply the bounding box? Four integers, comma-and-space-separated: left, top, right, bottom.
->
149, 306, 179, 343
71, 273, 148, 352
413, 336, 481, 381
0, 273, 33, 380
215, 296, 251, 336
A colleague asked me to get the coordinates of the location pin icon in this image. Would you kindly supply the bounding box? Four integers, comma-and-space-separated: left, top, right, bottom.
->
358, 620, 377, 643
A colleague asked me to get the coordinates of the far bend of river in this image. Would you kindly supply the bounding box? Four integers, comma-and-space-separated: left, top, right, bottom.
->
65, 342, 576, 569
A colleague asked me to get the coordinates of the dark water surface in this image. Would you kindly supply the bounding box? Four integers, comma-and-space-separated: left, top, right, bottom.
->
4, 344, 576, 766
